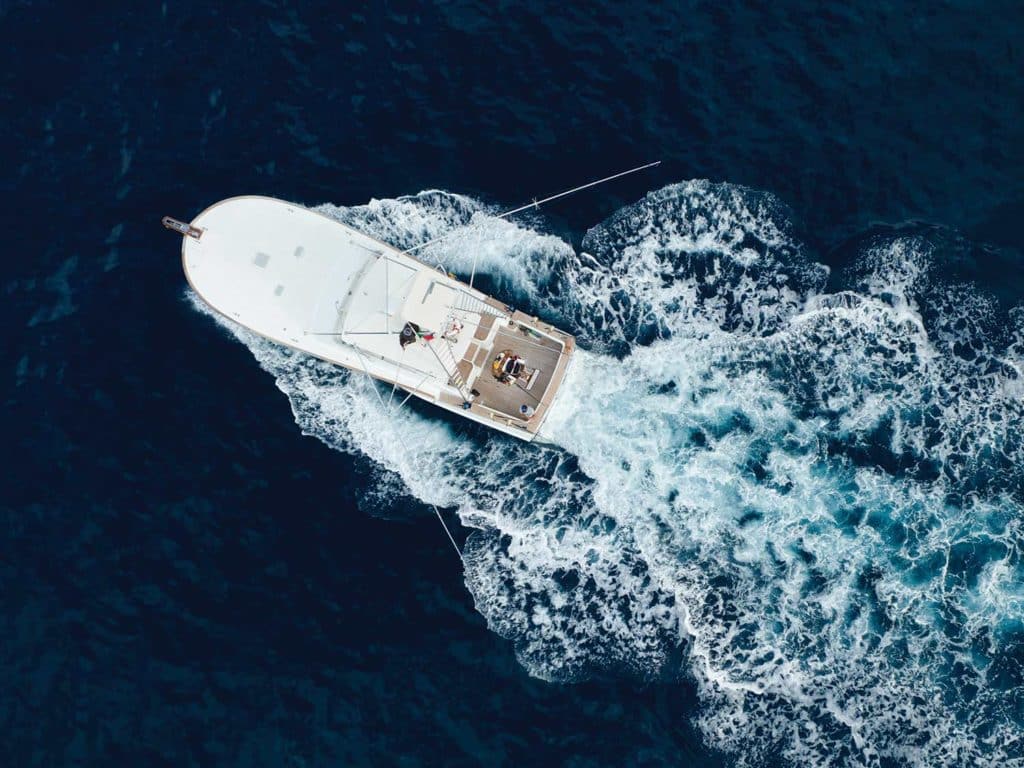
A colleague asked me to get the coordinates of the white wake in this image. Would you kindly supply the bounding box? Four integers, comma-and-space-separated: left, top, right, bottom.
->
188, 183, 1024, 767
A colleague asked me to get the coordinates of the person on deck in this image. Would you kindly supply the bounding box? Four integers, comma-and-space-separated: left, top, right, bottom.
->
501, 355, 524, 378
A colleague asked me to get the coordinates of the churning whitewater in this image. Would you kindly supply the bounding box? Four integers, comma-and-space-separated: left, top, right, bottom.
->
189, 182, 1024, 767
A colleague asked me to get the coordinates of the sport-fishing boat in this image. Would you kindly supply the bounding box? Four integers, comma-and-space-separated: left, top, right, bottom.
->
165, 163, 657, 442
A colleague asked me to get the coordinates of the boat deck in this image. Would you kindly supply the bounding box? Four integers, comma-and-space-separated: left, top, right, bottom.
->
470, 323, 563, 421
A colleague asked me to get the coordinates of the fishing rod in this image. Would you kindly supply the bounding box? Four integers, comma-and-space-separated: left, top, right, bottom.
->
402, 160, 661, 257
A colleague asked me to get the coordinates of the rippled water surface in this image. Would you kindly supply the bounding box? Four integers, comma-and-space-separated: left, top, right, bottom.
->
4, 3, 1023, 766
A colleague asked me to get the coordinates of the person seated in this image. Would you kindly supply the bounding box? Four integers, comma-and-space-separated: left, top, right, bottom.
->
501, 355, 525, 378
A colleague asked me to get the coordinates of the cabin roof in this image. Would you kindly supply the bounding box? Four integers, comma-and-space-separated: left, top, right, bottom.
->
401, 270, 458, 332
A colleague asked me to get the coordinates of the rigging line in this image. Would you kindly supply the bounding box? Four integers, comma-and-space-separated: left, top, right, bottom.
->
301, 324, 447, 384
352, 246, 415, 274
345, 298, 399, 341
309, 329, 437, 382
352, 238, 449, 275
388, 345, 406, 409
352, 347, 388, 408
496, 160, 662, 219
396, 372, 432, 411
430, 504, 464, 563
304, 330, 399, 336
403, 160, 661, 256
339, 254, 418, 337
307, 254, 353, 334
424, 338, 469, 401
348, 346, 436, 382
350, 347, 464, 562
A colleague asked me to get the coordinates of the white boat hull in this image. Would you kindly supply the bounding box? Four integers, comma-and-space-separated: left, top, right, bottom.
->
176, 196, 575, 442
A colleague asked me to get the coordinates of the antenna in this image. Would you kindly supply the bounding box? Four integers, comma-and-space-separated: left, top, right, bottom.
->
403, 160, 660, 256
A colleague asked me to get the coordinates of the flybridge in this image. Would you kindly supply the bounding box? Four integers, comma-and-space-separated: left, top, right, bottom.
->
166, 161, 659, 442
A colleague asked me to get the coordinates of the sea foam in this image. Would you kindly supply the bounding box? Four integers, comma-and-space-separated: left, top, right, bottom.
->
188, 182, 1024, 767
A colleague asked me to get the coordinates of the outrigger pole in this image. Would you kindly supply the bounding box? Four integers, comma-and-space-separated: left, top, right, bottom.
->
402, 160, 661, 257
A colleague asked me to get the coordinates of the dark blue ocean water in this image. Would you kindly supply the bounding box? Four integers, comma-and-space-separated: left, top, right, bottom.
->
3, 3, 1023, 766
